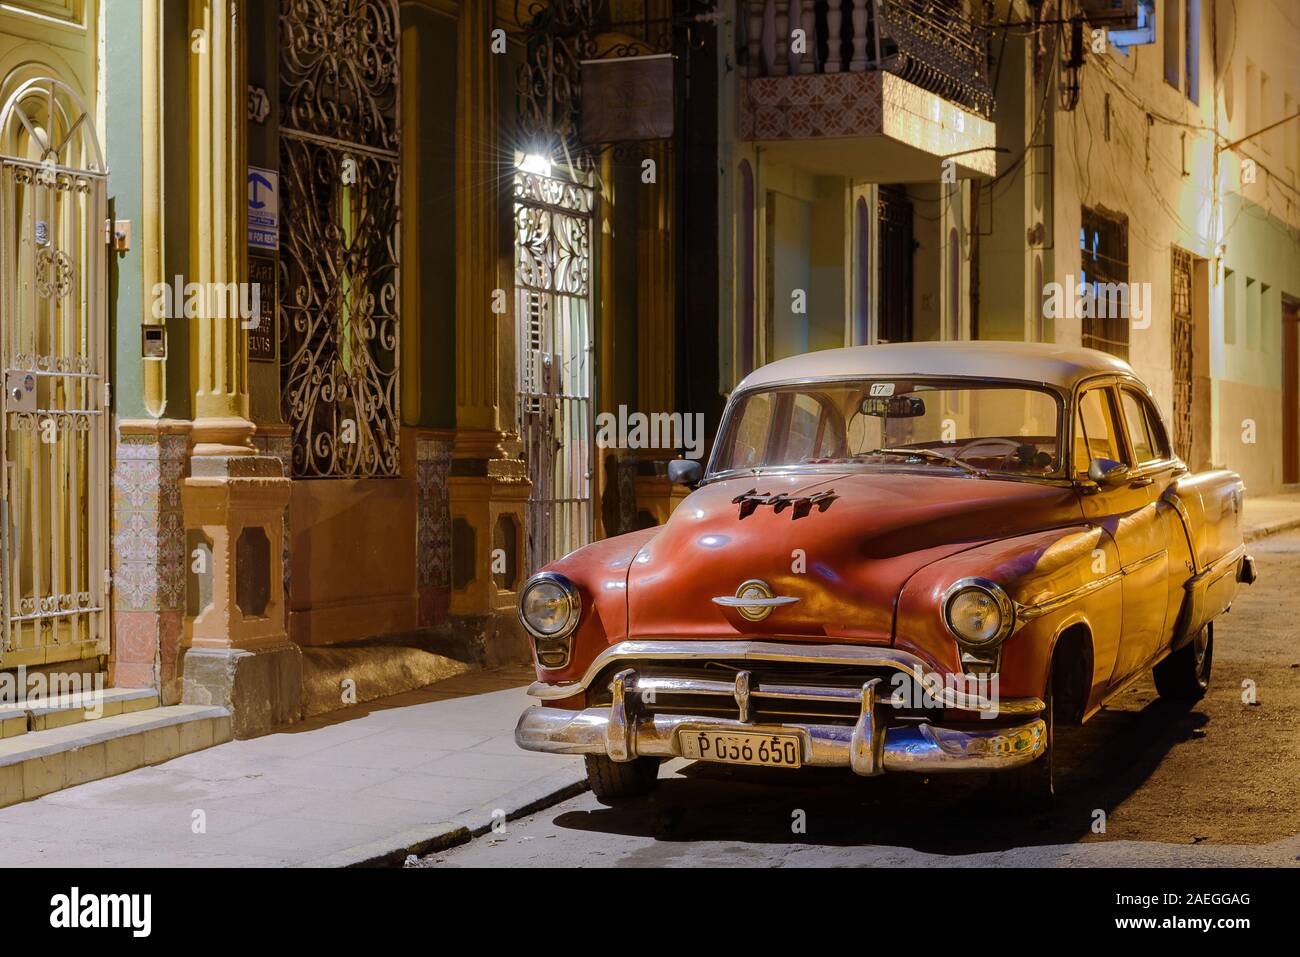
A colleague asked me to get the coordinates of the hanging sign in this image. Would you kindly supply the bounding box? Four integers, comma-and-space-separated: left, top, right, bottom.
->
579, 54, 675, 144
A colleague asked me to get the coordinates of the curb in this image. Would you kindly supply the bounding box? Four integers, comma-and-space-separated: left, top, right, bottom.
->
305, 764, 589, 868
1245, 516, 1300, 543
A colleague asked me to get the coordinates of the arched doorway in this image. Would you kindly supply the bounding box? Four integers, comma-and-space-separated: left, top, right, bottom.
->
0, 74, 108, 668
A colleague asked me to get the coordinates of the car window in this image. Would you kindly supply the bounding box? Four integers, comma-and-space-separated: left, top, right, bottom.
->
1135, 391, 1172, 461
1074, 387, 1121, 474
1119, 390, 1155, 463
725, 393, 773, 470
712, 379, 1063, 477
780, 392, 821, 460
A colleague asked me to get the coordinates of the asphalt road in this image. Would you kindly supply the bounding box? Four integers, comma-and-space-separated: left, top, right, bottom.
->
416, 529, 1300, 867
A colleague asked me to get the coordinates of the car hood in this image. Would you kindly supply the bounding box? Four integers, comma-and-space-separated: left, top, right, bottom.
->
625, 470, 1083, 643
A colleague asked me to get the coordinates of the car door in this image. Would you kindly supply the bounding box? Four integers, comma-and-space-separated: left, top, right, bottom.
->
1072, 380, 1170, 688
1116, 382, 1187, 653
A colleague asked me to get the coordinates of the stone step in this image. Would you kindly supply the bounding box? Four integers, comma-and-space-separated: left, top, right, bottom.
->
0, 687, 160, 738
0, 704, 231, 808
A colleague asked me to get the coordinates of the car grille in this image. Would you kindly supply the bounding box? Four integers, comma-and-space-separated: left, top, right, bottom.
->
585, 658, 938, 725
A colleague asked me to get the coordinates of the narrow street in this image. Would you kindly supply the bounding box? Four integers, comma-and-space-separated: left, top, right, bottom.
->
417, 529, 1300, 868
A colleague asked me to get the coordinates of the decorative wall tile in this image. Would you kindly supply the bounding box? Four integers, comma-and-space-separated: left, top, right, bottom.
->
110, 425, 190, 698
739, 72, 885, 140
415, 434, 452, 626
111, 430, 189, 613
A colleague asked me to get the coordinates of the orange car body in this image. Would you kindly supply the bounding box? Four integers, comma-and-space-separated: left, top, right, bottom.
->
515, 342, 1253, 785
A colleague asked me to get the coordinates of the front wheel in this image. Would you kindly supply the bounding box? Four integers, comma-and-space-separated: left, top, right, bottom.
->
987, 668, 1054, 812
585, 755, 660, 805
1153, 623, 1213, 703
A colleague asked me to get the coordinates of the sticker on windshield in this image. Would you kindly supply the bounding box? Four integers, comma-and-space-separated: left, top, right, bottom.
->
869, 383, 895, 397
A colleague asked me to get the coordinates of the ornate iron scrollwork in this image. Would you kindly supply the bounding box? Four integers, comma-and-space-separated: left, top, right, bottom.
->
515, 0, 603, 167
278, 0, 401, 479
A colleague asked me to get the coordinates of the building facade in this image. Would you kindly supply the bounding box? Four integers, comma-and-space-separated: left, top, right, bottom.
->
0, 0, 720, 736
712, 0, 1300, 497
2, 0, 1297, 744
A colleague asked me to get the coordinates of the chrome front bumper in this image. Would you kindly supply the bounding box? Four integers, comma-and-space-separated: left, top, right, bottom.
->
515, 669, 1047, 776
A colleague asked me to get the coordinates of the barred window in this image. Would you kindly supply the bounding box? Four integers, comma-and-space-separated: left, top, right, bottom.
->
1080, 207, 1130, 361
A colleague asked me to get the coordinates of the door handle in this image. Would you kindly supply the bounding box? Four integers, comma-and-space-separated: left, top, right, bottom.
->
1129, 477, 1154, 488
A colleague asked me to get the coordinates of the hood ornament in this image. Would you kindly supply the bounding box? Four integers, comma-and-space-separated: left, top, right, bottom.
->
732, 488, 838, 519
711, 579, 800, 622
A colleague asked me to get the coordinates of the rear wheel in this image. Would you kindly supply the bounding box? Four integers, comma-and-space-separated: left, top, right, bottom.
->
987, 668, 1054, 812
585, 755, 660, 805
1153, 623, 1213, 703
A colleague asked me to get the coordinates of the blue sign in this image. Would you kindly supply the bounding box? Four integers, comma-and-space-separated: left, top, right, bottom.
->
248, 166, 279, 250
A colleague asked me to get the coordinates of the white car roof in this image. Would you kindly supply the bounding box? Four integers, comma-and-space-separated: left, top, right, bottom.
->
734, 341, 1136, 393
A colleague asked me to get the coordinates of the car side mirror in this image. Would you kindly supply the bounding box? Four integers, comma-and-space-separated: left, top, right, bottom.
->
1087, 457, 1129, 487
668, 459, 703, 487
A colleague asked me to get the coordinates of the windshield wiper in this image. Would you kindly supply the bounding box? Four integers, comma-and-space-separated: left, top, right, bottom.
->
865, 447, 987, 478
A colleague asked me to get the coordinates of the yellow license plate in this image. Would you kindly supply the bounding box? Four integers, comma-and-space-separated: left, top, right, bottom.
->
678, 730, 802, 768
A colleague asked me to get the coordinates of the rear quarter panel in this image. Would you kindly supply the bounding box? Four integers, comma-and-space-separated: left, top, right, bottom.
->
1163, 469, 1247, 642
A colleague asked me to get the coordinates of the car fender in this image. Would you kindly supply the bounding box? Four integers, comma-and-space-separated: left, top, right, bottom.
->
895, 522, 1123, 702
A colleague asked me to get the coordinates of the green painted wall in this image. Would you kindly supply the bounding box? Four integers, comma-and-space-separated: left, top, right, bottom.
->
1218, 193, 1300, 391
104, 2, 144, 420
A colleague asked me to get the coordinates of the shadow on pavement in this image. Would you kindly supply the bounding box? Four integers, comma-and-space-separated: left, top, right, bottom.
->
549, 699, 1211, 853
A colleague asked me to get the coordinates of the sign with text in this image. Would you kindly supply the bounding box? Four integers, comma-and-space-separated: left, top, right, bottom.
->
248, 166, 279, 250
579, 54, 675, 144
247, 254, 278, 362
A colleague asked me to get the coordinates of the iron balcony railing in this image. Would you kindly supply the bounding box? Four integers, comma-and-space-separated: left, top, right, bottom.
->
743, 0, 995, 119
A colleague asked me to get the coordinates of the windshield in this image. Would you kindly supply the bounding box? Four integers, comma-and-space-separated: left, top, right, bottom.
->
711, 378, 1063, 479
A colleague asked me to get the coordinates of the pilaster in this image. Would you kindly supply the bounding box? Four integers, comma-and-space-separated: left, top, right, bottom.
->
188, 0, 255, 456
447, 1, 530, 642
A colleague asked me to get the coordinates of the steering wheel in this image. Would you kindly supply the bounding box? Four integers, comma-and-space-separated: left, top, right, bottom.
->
953, 438, 1024, 470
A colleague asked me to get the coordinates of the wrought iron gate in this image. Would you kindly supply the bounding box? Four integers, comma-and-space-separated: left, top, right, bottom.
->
278, 0, 401, 478
0, 77, 109, 667
1171, 247, 1194, 463
514, 168, 594, 572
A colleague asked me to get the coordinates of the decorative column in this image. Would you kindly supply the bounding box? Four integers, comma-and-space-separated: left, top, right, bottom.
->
179, 0, 300, 736
189, 0, 254, 457
446, 1, 530, 660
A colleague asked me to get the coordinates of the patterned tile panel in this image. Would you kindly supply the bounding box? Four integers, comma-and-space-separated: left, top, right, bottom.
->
739, 72, 885, 140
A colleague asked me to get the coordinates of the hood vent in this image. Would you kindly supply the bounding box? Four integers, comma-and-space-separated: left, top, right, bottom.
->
731, 488, 839, 520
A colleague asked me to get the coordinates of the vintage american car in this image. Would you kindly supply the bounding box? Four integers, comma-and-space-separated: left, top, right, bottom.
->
514, 342, 1257, 808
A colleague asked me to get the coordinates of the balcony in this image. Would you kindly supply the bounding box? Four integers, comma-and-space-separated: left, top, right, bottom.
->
739, 0, 997, 181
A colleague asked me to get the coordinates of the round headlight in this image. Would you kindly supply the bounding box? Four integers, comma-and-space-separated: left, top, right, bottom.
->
942, 579, 1013, 647
519, 573, 580, 640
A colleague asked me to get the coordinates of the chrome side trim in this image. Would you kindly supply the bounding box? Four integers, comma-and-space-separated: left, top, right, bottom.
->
526, 639, 1044, 716
1015, 548, 1167, 623
1015, 570, 1123, 621
1122, 548, 1168, 576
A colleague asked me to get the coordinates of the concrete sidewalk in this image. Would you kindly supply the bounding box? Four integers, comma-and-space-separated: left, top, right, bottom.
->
1244, 487, 1300, 541
0, 666, 585, 867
